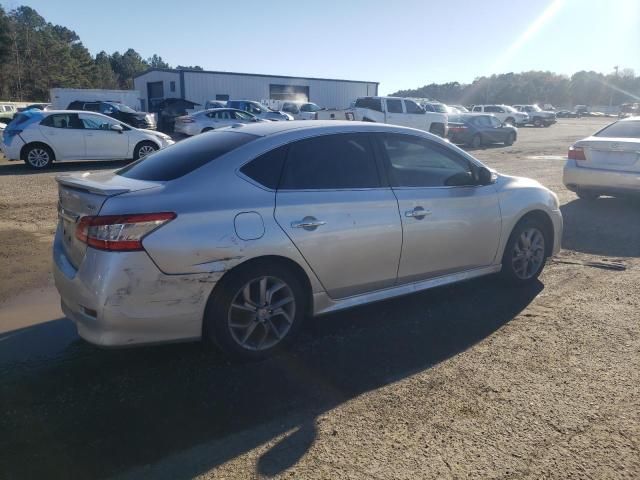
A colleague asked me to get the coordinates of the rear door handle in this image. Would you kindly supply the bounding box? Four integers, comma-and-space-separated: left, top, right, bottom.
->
405, 206, 431, 220
291, 216, 326, 231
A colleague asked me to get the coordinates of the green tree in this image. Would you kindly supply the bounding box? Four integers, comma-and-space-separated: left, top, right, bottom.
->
148, 54, 170, 69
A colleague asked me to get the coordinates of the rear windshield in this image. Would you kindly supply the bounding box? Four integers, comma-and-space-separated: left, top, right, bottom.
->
117, 131, 258, 181
595, 121, 640, 139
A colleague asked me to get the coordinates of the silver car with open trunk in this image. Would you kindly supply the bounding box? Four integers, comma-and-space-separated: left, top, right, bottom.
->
54, 121, 562, 358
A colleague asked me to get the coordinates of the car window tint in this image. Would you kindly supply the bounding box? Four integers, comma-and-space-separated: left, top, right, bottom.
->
118, 131, 258, 181
280, 134, 380, 190
595, 121, 640, 138
386, 99, 403, 113
80, 114, 112, 130
233, 110, 253, 120
472, 106, 482, 112
354, 97, 383, 112
41, 113, 81, 129
240, 145, 287, 189
489, 116, 502, 127
380, 134, 472, 187
404, 100, 424, 114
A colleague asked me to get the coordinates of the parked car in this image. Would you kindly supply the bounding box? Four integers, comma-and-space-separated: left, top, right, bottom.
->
447, 114, 517, 147
67, 101, 156, 130
618, 103, 640, 119
0, 110, 173, 169
52, 120, 562, 359
563, 117, 640, 200
279, 101, 322, 120
205, 100, 227, 110
471, 105, 529, 126
512, 105, 557, 127
174, 108, 262, 136
20, 103, 51, 111
556, 110, 579, 118
332, 96, 448, 137
226, 100, 292, 121
0, 104, 17, 125
155, 98, 200, 133
420, 101, 449, 114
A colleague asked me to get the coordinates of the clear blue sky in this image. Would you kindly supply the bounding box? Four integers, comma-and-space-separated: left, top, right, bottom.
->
3, 0, 639, 94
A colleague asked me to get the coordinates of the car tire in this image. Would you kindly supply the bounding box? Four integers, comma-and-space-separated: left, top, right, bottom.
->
203, 260, 308, 360
533, 118, 543, 127
469, 134, 482, 148
500, 217, 549, 284
24, 144, 54, 169
133, 141, 158, 160
504, 117, 515, 126
505, 132, 516, 146
576, 190, 600, 201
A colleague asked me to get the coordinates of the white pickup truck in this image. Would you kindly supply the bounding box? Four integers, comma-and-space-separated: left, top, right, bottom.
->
317, 96, 448, 137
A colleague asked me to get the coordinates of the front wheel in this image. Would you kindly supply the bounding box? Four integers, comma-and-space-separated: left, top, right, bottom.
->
504, 132, 516, 146
133, 141, 158, 160
533, 118, 543, 127
501, 218, 548, 284
203, 261, 307, 360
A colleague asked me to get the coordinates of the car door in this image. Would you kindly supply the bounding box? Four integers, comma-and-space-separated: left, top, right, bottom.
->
376, 133, 501, 283
404, 99, 428, 130
274, 133, 402, 298
39, 113, 87, 160
487, 115, 509, 142
79, 113, 129, 159
384, 98, 406, 127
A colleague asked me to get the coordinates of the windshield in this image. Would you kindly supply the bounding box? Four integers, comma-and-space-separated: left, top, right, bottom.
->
300, 103, 321, 112
594, 121, 640, 138
528, 105, 542, 112
504, 106, 518, 113
428, 103, 448, 113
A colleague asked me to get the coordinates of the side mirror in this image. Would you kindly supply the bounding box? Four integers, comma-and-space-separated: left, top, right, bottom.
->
477, 166, 494, 185
110, 124, 124, 133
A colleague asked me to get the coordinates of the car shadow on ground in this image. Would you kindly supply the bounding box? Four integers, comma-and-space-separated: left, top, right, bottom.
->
0, 160, 129, 176
0, 277, 542, 479
561, 196, 640, 257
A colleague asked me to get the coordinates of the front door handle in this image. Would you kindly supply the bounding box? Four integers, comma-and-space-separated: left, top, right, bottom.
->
405, 206, 431, 220
291, 216, 326, 231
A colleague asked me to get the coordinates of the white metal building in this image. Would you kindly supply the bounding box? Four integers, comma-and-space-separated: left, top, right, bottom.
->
133, 68, 378, 112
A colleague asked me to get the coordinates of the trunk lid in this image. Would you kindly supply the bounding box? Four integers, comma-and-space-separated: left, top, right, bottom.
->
576, 137, 640, 172
56, 171, 161, 268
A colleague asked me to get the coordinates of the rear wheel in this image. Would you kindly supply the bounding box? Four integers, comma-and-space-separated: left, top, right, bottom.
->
133, 141, 158, 160
469, 134, 482, 148
24, 144, 54, 169
533, 118, 543, 127
203, 261, 307, 360
501, 218, 548, 284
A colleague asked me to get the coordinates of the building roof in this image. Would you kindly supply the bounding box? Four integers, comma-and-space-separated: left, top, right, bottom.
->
134, 68, 379, 85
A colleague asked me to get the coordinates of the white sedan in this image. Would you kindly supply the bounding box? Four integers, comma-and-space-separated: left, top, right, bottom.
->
174, 108, 262, 136
0, 110, 174, 169
564, 116, 640, 199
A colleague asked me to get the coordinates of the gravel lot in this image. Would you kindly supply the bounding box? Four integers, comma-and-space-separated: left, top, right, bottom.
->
1, 118, 639, 479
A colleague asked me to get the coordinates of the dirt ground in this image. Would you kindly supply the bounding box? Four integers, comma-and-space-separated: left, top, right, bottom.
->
1, 118, 639, 479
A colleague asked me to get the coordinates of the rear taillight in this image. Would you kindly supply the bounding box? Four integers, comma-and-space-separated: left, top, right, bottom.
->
76, 212, 176, 251
568, 145, 586, 161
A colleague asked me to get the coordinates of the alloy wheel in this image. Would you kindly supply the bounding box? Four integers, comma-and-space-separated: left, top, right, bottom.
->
227, 276, 296, 351
27, 148, 50, 168
511, 227, 545, 279
138, 145, 156, 158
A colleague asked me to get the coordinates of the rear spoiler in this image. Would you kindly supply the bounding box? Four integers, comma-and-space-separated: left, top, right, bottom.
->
56, 174, 131, 196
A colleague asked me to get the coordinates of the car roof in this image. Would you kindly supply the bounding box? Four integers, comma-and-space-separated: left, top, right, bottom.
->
223, 120, 435, 137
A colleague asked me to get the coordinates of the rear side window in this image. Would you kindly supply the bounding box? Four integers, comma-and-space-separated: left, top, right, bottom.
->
240, 145, 287, 189
354, 97, 383, 112
118, 131, 258, 181
280, 134, 380, 190
386, 99, 403, 113
595, 121, 640, 138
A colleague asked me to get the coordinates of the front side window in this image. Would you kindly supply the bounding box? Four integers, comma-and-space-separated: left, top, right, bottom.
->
280, 134, 380, 190
354, 97, 383, 112
489, 116, 502, 128
472, 106, 482, 112
484, 106, 498, 113
404, 100, 424, 114
282, 103, 299, 114
386, 99, 404, 113
300, 103, 321, 112
79, 114, 114, 130
233, 110, 254, 120
84, 103, 101, 112
379, 134, 473, 188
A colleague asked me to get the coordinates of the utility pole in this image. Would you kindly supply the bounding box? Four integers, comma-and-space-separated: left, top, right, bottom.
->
609, 65, 619, 111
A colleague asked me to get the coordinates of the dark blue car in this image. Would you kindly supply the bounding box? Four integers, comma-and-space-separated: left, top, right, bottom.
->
447, 114, 517, 148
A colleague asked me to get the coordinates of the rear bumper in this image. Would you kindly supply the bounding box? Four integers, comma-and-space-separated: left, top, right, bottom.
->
1, 137, 24, 160
53, 226, 217, 347
563, 160, 640, 195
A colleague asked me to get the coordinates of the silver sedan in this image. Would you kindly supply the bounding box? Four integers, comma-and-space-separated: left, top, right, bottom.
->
53, 121, 562, 359
173, 108, 262, 136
